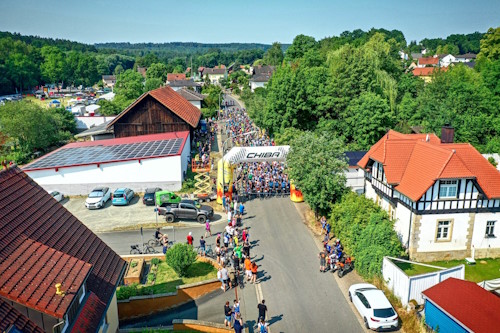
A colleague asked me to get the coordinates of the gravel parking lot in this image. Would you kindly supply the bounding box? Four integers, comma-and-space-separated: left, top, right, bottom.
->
63, 195, 224, 233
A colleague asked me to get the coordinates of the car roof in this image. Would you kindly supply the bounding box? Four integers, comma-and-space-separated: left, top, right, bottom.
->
114, 188, 126, 193
362, 289, 393, 309
92, 187, 107, 191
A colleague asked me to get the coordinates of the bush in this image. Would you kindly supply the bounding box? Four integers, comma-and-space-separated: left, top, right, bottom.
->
147, 273, 156, 283
330, 192, 404, 279
151, 258, 160, 266
165, 243, 197, 277
116, 283, 139, 300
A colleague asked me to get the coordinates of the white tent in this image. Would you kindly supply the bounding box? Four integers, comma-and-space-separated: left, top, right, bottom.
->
100, 92, 115, 101
86, 104, 101, 113
478, 278, 500, 294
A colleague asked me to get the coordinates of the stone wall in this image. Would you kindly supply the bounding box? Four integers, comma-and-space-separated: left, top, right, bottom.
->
173, 319, 248, 333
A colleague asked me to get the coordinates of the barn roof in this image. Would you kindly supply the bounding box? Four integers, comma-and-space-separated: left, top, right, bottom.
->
107, 86, 201, 129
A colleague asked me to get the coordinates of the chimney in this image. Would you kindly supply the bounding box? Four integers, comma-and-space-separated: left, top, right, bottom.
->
441, 124, 454, 144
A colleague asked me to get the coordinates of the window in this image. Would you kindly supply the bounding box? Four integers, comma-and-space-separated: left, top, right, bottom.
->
439, 180, 458, 198
436, 220, 452, 241
377, 163, 384, 181
486, 221, 496, 237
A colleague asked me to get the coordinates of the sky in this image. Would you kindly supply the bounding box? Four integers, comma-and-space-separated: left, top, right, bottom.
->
0, 0, 499, 45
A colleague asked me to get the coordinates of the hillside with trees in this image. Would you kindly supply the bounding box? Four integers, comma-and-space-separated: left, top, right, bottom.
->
242, 27, 500, 154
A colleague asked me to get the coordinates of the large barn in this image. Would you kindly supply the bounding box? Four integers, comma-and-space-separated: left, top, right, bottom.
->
23, 131, 190, 195
106, 86, 202, 138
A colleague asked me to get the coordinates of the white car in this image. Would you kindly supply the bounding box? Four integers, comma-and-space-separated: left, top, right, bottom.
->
49, 191, 64, 202
348, 283, 398, 331
85, 187, 111, 209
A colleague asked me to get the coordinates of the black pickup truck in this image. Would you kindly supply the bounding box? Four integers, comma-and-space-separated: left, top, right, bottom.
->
158, 201, 214, 223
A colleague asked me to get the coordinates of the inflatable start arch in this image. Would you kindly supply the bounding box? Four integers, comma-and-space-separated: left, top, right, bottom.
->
217, 145, 303, 203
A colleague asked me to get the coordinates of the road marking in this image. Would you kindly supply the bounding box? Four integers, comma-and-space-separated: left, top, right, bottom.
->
254, 282, 271, 333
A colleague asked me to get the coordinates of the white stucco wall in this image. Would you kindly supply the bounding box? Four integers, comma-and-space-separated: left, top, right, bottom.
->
471, 212, 500, 251
189, 100, 201, 109
346, 168, 364, 194
364, 178, 377, 202
394, 204, 412, 246
417, 213, 470, 253
25, 155, 183, 195
250, 81, 266, 92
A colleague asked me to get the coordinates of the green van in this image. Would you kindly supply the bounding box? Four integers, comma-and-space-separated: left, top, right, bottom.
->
155, 191, 181, 207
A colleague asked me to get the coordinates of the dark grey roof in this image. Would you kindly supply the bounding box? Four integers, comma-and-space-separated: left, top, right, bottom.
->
345, 151, 368, 167
253, 65, 275, 75
464, 62, 476, 68
456, 53, 477, 59
176, 88, 205, 101
250, 74, 271, 83
203, 68, 226, 75
411, 53, 423, 59
167, 79, 200, 87
102, 75, 116, 81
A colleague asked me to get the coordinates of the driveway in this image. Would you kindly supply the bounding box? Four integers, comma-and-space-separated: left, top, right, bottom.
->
63, 196, 224, 233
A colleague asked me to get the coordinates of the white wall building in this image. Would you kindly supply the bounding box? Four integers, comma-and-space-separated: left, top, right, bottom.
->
358, 129, 500, 261
75, 115, 116, 131
439, 54, 456, 67
23, 132, 190, 195
345, 151, 367, 194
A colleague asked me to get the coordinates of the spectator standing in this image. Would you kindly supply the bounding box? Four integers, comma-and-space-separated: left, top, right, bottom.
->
244, 257, 252, 281
233, 313, 244, 333
217, 267, 224, 289
319, 250, 326, 272
258, 319, 269, 333
221, 265, 230, 291
257, 300, 267, 323
251, 262, 258, 283
224, 301, 232, 327
187, 232, 193, 245
199, 236, 206, 256
205, 220, 212, 238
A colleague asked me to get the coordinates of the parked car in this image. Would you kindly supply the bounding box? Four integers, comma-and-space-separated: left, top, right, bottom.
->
348, 284, 399, 331
49, 191, 64, 202
85, 187, 111, 209
112, 188, 135, 206
158, 202, 214, 223
155, 190, 181, 207
143, 187, 162, 206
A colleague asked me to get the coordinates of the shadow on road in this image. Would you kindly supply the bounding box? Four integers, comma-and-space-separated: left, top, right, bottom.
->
269, 314, 283, 326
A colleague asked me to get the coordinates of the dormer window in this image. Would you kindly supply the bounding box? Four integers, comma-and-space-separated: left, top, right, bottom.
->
438, 180, 458, 199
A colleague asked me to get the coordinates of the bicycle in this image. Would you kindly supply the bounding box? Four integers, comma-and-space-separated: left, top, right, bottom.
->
130, 244, 158, 254
197, 244, 215, 258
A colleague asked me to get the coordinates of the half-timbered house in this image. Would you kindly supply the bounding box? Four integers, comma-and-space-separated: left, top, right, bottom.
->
358, 128, 500, 261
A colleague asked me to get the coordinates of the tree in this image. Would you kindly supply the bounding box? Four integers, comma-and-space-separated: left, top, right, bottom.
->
40, 46, 66, 84
146, 62, 168, 82
346, 92, 394, 149
477, 27, 500, 66
145, 78, 163, 91
165, 243, 197, 277
114, 69, 144, 100
263, 42, 284, 66
285, 35, 317, 62
98, 99, 122, 116
287, 131, 347, 213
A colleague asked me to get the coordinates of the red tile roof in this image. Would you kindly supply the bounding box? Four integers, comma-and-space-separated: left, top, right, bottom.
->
167, 73, 186, 81
70, 292, 106, 333
422, 278, 500, 333
358, 130, 500, 201
107, 86, 201, 129
0, 297, 44, 332
0, 167, 126, 329
418, 57, 439, 66
412, 67, 448, 76
0, 238, 92, 318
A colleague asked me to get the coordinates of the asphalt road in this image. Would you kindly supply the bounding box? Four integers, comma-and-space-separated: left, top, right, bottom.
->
241, 197, 363, 333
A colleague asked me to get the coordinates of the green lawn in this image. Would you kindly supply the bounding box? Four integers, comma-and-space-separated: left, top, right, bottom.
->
117, 260, 217, 300
396, 258, 500, 282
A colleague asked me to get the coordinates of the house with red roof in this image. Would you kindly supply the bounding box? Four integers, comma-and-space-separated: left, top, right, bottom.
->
166, 73, 186, 82
422, 278, 500, 333
23, 131, 191, 195
0, 166, 126, 332
358, 127, 500, 261
417, 56, 439, 68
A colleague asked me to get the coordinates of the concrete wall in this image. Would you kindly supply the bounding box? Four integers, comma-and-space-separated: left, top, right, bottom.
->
117, 279, 220, 320
173, 319, 247, 333
394, 204, 412, 247
345, 167, 364, 193
471, 212, 500, 258
25, 155, 183, 195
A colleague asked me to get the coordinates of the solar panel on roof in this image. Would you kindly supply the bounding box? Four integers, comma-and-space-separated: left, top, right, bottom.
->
26, 138, 184, 170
